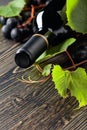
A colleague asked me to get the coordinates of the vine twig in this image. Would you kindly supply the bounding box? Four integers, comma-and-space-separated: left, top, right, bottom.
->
64, 59, 87, 71
65, 50, 76, 69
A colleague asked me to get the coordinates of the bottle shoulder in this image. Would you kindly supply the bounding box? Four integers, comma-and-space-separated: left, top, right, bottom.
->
32, 10, 63, 33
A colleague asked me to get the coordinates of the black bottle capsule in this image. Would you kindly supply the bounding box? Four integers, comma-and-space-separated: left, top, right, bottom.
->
15, 30, 57, 68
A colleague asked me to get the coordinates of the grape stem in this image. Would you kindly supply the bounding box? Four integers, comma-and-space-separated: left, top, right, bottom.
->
22, 5, 35, 27
18, 4, 46, 28
64, 50, 87, 71
64, 59, 87, 71
18, 5, 35, 28
23, 4, 46, 11
65, 50, 76, 69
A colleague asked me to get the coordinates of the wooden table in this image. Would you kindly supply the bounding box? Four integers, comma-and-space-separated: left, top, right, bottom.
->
0, 0, 87, 129
0, 29, 87, 130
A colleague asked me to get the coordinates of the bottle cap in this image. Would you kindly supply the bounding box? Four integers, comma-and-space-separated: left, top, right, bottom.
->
15, 34, 48, 68
15, 49, 31, 68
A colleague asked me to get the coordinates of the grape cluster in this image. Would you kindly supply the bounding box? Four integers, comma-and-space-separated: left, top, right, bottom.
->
0, 0, 48, 42
0, 13, 33, 42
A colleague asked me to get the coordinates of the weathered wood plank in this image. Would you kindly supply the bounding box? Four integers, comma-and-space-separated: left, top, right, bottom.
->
0, 6, 87, 129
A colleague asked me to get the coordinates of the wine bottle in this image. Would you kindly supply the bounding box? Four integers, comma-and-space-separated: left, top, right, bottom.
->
15, 0, 74, 68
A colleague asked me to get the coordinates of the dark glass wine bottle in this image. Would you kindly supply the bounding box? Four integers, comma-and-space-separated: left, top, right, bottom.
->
15, 0, 75, 68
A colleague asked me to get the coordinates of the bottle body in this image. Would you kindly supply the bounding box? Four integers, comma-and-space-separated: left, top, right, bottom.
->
15, 30, 57, 68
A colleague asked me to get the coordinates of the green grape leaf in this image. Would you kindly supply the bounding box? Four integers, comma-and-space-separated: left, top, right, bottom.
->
36, 51, 47, 63
46, 38, 76, 55
70, 68, 87, 107
0, 0, 26, 17
52, 65, 70, 97
66, 0, 87, 33
52, 65, 87, 108
47, 38, 76, 55
42, 64, 52, 76
36, 38, 75, 63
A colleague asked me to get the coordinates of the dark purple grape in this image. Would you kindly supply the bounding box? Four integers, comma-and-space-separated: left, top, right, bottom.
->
72, 46, 87, 63
73, 50, 87, 63
11, 27, 23, 42
0, 16, 7, 25
22, 11, 31, 21
31, 0, 41, 5
6, 17, 18, 29
23, 27, 33, 39
1, 24, 11, 39
17, 16, 23, 24
11, 26, 33, 42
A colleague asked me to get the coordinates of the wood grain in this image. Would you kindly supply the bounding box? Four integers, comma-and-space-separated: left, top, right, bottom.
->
0, 23, 87, 130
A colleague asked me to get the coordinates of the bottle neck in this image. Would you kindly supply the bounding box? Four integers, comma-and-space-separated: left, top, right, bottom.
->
32, 30, 56, 48
44, 30, 57, 46
36, 25, 76, 47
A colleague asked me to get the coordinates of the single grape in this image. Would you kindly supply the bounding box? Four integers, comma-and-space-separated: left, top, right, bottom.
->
21, 11, 31, 21
31, 0, 41, 5
6, 17, 18, 29
17, 16, 23, 24
1, 24, 11, 39
22, 27, 32, 39
0, 16, 7, 25
73, 50, 87, 63
72, 46, 87, 63
11, 27, 23, 42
